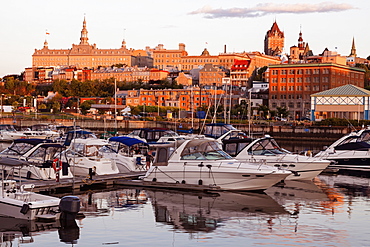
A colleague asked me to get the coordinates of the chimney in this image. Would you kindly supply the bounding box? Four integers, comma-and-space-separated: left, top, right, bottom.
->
224, 45, 227, 53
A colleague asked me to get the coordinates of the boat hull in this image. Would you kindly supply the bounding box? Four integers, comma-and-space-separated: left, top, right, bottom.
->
68, 157, 119, 176
318, 150, 370, 171
0, 192, 60, 221
263, 159, 330, 180
142, 162, 290, 191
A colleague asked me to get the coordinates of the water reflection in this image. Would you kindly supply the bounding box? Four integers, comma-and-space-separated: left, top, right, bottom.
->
78, 188, 148, 217
0, 216, 80, 245
148, 190, 288, 233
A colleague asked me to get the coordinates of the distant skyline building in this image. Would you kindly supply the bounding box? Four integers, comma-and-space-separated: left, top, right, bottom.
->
32, 17, 152, 69
264, 21, 285, 56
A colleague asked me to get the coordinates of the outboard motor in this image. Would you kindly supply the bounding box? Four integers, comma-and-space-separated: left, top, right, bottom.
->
59, 196, 81, 221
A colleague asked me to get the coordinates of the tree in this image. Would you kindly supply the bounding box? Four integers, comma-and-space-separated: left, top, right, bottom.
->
79, 100, 95, 115
276, 106, 289, 118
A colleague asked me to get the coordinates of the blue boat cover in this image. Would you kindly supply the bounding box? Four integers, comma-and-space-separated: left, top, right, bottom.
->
109, 136, 146, 146
13, 139, 54, 145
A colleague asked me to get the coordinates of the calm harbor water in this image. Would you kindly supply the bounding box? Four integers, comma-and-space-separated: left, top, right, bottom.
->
2, 174, 370, 247
2, 140, 370, 247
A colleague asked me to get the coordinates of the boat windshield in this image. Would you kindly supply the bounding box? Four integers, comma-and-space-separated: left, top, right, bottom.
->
359, 130, 370, 143
181, 140, 232, 160
0, 125, 16, 132
1, 142, 36, 156
248, 138, 289, 156
204, 124, 237, 138
72, 143, 105, 157
28, 145, 62, 162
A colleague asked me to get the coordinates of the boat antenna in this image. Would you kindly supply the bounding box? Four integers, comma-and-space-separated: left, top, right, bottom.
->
343, 116, 357, 132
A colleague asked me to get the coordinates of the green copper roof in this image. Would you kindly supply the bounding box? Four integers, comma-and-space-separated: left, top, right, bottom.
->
311, 84, 370, 97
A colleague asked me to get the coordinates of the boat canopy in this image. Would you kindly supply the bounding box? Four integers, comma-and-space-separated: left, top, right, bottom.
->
247, 137, 289, 156
64, 130, 97, 146
180, 139, 232, 160
13, 139, 53, 146
203, 123, 237, 139
109, 136, 146, 147
0, 124, 17, 131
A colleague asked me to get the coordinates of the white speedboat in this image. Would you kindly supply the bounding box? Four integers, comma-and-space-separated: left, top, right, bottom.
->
0, 124, 27, 141
64, 138, 119, 177
233, 135, 331, 180
315, 127, 370, 171
0, 160, 80, 221
141, 138, 291, 191
0, 139, 73, 180
22, 124, 60, 140
100, 136, 148, 172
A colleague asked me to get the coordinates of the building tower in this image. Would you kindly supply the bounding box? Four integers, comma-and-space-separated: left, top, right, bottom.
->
349, 37, 357, 57
264, 21, 284, 56
79, 17, 89, 45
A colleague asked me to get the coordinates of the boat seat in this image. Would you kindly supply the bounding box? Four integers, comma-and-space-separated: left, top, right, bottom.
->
135, 156, 145, 171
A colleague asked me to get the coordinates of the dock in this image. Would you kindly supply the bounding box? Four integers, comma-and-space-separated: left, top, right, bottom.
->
22, 172, 145, 194
22, 172, 222, 194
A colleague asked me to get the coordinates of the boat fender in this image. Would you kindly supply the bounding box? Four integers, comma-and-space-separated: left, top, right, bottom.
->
290, 170, 300, 176
20, 203, 30, 214
198, 179, 203, 185
181, 180, 186, 184
152, 178, 157, 182
26, 171, 32, 179
52, 158, 63, 172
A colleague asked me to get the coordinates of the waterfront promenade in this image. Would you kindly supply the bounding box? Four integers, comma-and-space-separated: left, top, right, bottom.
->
4, 117, 354, 142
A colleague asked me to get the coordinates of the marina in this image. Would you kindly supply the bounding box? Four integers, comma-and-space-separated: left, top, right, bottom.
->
1, 126, 370, 246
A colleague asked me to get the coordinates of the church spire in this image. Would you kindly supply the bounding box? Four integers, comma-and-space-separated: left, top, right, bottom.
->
79, 16, 89, 45
349, 37, 357, 57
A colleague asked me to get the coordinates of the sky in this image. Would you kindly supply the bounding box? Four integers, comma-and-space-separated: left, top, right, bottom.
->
0, 0, 369, 77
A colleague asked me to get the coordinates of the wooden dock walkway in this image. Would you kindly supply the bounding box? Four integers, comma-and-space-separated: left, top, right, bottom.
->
23, 172, 222, 194
23, 172, 145, 193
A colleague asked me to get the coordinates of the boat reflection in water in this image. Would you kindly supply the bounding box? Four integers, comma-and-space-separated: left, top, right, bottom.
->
0, 216, 80, 245
265, 177, 345, 220
79, 188, 148, 217
147, 190, 289, 233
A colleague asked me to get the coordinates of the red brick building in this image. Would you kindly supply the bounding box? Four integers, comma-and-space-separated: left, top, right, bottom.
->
266, 63, 365, 119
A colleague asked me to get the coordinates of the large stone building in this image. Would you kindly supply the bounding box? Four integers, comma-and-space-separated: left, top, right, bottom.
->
266, 63, 365, 119
31, 17, 152, 70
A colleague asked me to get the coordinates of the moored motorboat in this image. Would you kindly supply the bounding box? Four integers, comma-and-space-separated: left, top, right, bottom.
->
22, 124, 60, 140
0, 160, 80, 221
63, 138, 119, 176
0, 139, 73, 180
233, 135, 331, 180
141, 138, 291, 191
315, 127, 370, 171
100, 136, 149, 172
0, 124, 27, 141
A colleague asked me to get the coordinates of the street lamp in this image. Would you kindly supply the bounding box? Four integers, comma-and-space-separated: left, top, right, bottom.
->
0, 94, 3, 120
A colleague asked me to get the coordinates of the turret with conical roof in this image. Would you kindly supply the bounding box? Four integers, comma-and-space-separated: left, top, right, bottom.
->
264, 21, 284, 56
79, 17, 89, 45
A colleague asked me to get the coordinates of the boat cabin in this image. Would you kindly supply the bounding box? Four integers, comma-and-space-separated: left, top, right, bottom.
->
152, 139, 232, 166
203, 123, 238, 139
127, 128, 180, 143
